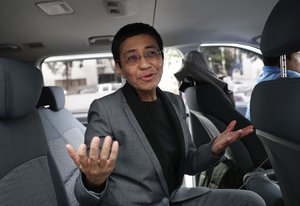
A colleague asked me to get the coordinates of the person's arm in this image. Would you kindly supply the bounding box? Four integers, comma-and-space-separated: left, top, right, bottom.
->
66, 99, 119, 204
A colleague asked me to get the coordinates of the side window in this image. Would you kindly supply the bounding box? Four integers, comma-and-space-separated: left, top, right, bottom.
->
200, 46, 263, 116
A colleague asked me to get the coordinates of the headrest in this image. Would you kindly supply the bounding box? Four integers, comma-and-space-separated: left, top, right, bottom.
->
174, 50, 235, 106
37, 86, 65, 111
0, 58, 43, 119
260, 0, 300, 57
175, 50, 227, 90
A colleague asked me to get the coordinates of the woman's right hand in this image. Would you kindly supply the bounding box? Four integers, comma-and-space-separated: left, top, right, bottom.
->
66, 136, 119, 187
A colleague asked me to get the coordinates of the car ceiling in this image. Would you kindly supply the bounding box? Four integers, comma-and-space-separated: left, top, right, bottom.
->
0, 0, 278, 63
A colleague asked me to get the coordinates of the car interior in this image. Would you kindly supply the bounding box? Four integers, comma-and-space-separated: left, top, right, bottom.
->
1, 0, 297, 205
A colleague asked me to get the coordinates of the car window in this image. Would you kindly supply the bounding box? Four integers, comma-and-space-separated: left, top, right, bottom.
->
41, 55, 118, 114
200, 45, 264, 116
41, 48, 183, 115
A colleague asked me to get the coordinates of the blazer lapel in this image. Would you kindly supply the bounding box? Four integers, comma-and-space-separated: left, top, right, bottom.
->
158, 89, 186, 185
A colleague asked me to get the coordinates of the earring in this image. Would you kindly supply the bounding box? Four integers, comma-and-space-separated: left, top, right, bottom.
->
120, 74, 126, 84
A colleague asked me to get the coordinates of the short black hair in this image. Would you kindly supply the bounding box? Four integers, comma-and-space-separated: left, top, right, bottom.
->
262, 56, 280, 66
111, 23, 164, 65
263, 53, 292, 66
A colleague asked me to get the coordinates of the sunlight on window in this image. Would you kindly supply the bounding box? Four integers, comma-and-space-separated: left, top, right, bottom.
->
159, 48, 184, 95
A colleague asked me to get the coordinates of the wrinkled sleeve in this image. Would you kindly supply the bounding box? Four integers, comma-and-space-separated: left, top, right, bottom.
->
74, 173, 108, 205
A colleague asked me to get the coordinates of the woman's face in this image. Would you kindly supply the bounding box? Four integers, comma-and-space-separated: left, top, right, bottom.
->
116, 34, 163, 101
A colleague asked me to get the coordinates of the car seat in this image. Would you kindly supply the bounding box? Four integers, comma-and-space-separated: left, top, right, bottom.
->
251, 0, 300, 205
37, 86, 86, 205
0, 58, 69, 205
251, 78, 300, 206
175, 51, 283, 206
175, 51, 270, 174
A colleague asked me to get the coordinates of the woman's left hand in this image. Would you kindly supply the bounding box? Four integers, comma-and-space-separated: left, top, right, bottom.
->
212, 120, 254, 156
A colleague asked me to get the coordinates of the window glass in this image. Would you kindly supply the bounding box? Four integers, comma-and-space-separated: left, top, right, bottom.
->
159, 48, 183, 94
200, 46, 263, 116
41, 48, 182, 115
41, 55, 120, 114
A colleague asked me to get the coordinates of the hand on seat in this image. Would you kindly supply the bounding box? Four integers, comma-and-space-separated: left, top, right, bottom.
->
66, 136, 119, 188
212, 120, 254, 156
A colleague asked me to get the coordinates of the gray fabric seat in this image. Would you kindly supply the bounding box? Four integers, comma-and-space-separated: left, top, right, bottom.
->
37, 86, 85, 206
0, 58, 69, 205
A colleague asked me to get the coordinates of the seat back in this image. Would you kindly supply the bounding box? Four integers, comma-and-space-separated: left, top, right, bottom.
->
251, 78, 300, 206
0, 58, 69, 205
251, 78, 300, 142
175, 51, 269, 174
256, 130, 300, 206
188, 109, 219, 147
179, 64, 284, 205
37, 86, 85, 206
183, 80, 269, 174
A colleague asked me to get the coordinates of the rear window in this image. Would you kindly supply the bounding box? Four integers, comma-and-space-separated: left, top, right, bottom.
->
41, 48, 183, 114
200, 45, 263, 116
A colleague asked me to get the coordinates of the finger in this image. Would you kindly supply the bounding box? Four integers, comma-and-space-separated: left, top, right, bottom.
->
89, 136, 101, 164
223, 120, 237, 134
212, 137, 231, 155
107, 141, 119, 168
66, 144, 80, 166
77, 144, 88, 169
240, 126, 254, 137
228, 130, 243, 143
100, 136, 113, 163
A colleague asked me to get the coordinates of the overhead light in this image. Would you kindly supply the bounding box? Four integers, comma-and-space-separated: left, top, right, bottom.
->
23, 42, 45, 49
0, 44, 21, 51
103, 1, 124, 16
88, 36, 114, 46
35, 1, 74, 16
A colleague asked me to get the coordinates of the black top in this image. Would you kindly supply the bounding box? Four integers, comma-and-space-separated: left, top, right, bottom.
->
143, 98, 181, 193
122, 83, 185, 194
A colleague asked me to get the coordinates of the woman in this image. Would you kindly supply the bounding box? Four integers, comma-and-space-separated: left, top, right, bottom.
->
66, 23, 265, 206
